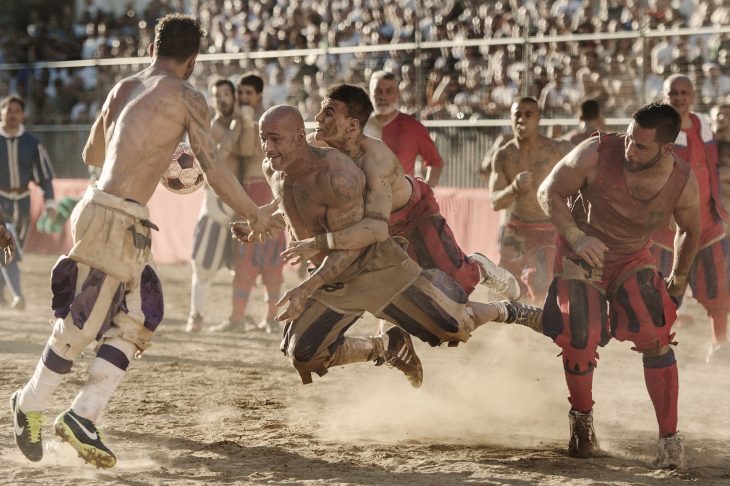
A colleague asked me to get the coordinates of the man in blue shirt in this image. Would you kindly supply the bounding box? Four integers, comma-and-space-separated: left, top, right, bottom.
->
0, 95, 56, 309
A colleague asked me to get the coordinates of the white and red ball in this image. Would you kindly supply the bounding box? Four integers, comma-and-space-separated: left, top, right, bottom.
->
160, 143, 205, 194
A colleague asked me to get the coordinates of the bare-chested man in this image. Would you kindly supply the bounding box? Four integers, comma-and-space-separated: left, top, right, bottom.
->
490, 96, 574, 303
212, 73, 287, 334
236, 105, 541, 389
187, 76, 257, 332
283, 84, 520, 300
9, 14, 280, 468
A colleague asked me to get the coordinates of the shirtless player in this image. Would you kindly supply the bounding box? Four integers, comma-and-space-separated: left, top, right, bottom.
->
490, 96, 574, 303
187, 76, 256, 332
283, 84, 520, 300
235, 105, 541, 388
9, 14, 280, 468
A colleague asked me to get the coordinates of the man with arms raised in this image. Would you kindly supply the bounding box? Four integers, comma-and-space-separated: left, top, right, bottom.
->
538, 103, 700, 468
237, 105, 540, 388
9, 14, 279, 468
490, 97, 574, 304
284, 84, 519, 300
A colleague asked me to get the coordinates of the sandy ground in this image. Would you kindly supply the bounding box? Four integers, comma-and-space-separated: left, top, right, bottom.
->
1, 254, 729, 485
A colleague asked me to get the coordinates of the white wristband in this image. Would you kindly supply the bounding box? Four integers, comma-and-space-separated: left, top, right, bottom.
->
326, 232, 335, 249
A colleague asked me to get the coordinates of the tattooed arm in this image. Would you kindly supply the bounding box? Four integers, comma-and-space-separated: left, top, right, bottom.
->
538, 139, 607, 268
276, 156, 368, 321
281, 149, 392, 262
183, 83, 280, 235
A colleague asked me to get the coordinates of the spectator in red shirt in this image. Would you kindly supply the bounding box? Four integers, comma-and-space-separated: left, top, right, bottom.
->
651, 74, 730, 363
364, 71, 444, 187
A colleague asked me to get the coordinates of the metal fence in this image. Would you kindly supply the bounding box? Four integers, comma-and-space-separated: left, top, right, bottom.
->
7, 24, 730, 186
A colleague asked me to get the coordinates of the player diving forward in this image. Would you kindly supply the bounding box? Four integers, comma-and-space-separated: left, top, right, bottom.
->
283, 84, 520, 300
233, 105, 542, 387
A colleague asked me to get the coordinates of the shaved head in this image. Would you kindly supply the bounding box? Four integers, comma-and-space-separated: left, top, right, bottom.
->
260, 105, 305, 131
259, 105, 308, 171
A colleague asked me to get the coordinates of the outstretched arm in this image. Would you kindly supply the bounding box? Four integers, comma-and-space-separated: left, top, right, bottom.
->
281, 156, 392, 262
537, 140, 608, 267
183, 84, 280, 236
276, 162, 367, 321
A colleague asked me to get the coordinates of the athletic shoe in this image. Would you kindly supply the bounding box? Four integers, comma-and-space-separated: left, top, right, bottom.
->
209, 318, 248, 332
10, 390, 44, 462
469, 252, 521, 300
376, 327, 423, 388
568, 409, 600, 458
185, 312, 203, 333
706, 343, 730, 364
258, 318, 278, 334
10, 296, 25, 311
54, 409, 116, 469
503, 300, 543, 333
654, 434, 686, 469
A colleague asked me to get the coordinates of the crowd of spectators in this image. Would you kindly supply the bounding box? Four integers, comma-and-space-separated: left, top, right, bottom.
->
1, 0, 729, 125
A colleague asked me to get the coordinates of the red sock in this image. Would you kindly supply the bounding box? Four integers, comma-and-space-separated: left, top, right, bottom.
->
643, 350, 678, 437
565, 371, 594, 412
708, 308, 728, 345
231, 298, 249, 321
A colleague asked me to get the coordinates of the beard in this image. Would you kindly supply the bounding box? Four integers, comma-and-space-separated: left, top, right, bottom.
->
373, 101, 398, 116
624, 148, 663, 172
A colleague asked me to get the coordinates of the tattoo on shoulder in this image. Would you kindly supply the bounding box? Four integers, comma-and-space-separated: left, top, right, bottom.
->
330, 169, 363, 203
182, 84, 215, 170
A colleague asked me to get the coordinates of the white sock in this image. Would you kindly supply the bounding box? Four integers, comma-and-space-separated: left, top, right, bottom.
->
71, 338, 137, 422
70, 358, 126, 422
492, 301, 509, 322
19, 358, 65, 412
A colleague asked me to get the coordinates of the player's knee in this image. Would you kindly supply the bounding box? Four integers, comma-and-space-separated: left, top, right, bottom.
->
562, 348, 599, 375
642, 347, 676, 368
96, 337, 138, 371
192, 266, 217, 282
47, 316, 98, 363
285, 338, 329, 384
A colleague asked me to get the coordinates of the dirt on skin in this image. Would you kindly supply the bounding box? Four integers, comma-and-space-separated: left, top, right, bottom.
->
1, 254, 729, 485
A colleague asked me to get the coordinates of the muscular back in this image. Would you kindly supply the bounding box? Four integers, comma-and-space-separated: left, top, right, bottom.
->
89, 67, 207, 204
492, 135, 574, 221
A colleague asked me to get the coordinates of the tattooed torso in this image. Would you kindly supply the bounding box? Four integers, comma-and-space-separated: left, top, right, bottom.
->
265, 146, 366, 266
95, 67, 215, 204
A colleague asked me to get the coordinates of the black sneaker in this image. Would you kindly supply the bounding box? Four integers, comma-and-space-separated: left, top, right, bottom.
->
54, 409, 116, 468
376, 327, 423, 388
568, 409, 601, 458
504, 300, 543, 333
10, 390, 44, 462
